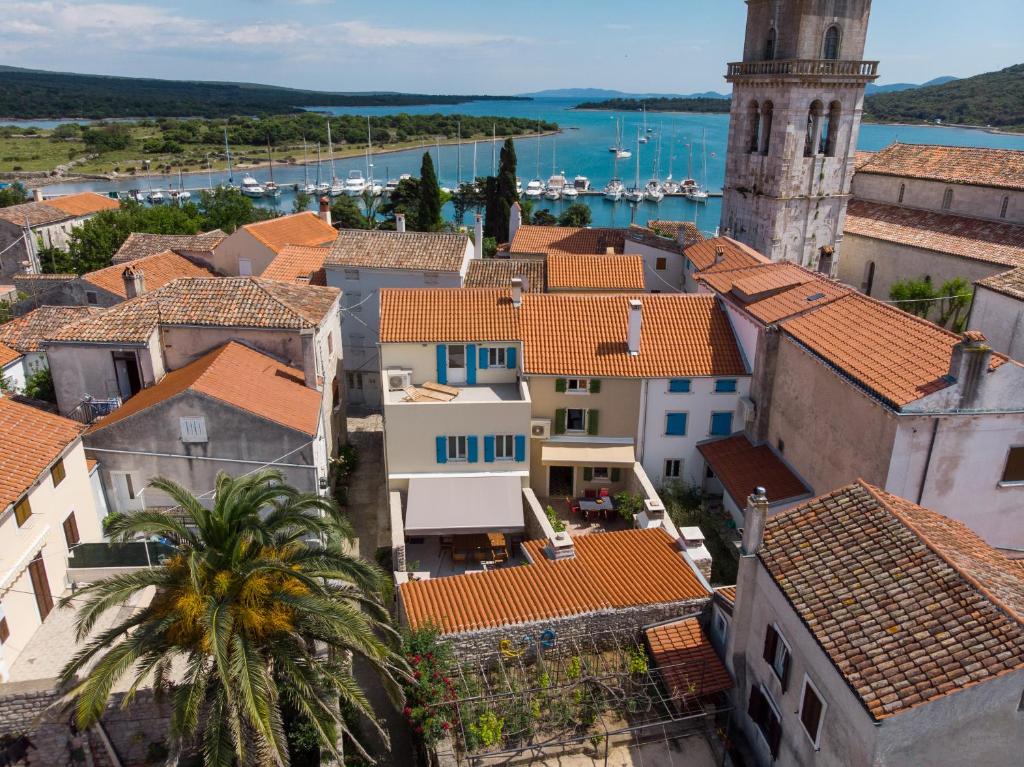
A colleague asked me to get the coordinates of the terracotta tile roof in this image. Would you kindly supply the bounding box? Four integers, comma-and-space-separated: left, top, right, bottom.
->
85, 457, 98, 472
0, 341, 21, 366
976, 266, 1024, 301
509, 225, 626, 256
48, 278, 339, 344
0, 192, 118, 228
845, 199, 1024, 268
646, 618, 733, 700
112, 230, 226, 263
698, 434, 811, 507
241, 212, 337, 253
0, 306, 100, 352
326, 229, 469, 272
520, 293, 747, 377
380, 289, 747, 377
698, 263, 852, 324
88, 341, 321, 436
464, 258, 545, 291
82, 251, 215, 298
262, 245, 330, 284
380, 288, 520, 343
715, 585, 736, 605
857, 143, 1024, 192
759, 480, 1024, 720
401, 528, 708, 634
647, 220, 705, 248
780, 293, 1008, 408
686, 236, 770, 272
0, 397, 83, 510
547, 253, 645, 291
853, 150, 876, 169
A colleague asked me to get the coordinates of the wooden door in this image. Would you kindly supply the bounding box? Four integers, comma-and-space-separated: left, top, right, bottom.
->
27, 554, 54, 621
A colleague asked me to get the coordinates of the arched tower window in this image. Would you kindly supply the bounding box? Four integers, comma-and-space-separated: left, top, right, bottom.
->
760, 101, 774, 155
898, 183, 906, 204
823, 25, 840, 60
765, 28, 776, 60
1000, 196, 1009, 218
823, 101, 841, 156
804, 100, 824, 157
942, 188, 953, 210
748, 101, 761, 153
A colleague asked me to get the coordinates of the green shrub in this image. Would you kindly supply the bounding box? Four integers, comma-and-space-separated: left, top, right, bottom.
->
545, 504, 566, 533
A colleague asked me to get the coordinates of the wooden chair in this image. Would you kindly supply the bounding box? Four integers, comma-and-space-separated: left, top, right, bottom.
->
571, 504, 581, 516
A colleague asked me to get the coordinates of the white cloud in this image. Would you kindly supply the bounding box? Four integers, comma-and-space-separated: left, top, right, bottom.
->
332, 20, 527, 48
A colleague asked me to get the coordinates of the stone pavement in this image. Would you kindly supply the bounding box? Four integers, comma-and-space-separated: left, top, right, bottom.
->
344, 412, 389, 561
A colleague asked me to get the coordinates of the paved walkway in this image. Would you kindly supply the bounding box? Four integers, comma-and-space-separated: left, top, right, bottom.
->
344, 413, 388, 561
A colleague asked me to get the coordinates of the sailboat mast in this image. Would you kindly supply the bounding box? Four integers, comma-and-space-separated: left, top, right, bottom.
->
267, 139, 274, 184
456, 121, 462, 186
491, 124, 497, 175
316, 142, 322, 187
302, 137, 309, 188
634, 129, 641, 188
473, 140, 477, 180
366, 116, 373, 183
327, 121, 337, 184
223, 127, 232, 185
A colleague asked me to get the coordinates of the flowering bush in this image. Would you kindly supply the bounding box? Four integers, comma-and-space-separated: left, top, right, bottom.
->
401, 625, 461, 746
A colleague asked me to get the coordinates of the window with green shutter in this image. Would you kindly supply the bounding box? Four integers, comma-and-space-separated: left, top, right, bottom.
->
589, 379, 601, 394
554, 409, 566, 435
586, 409, 599, 435
555, 378, 567, 393
583, 467, 593, 481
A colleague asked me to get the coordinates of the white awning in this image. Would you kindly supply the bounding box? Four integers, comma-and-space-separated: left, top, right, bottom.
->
541, 443, 636, 466
405, 475, 524, 536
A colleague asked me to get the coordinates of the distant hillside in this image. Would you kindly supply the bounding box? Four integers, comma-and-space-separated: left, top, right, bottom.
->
864, 65, 1024, 131
0, 66, 527, 120
865, 76, 956, 95
522, 88, 730, 100
573, 96, 732, 113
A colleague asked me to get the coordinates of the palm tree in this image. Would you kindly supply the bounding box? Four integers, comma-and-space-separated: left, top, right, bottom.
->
58, 470, 408, 766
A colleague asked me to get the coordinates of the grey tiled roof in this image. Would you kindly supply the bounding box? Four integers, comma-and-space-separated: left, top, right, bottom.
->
326, 229, 469, 272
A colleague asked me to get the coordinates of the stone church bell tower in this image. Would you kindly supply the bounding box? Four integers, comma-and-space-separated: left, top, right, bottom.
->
720, 0, 878, 274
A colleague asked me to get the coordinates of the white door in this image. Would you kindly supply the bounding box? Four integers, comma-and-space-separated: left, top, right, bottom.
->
238, 258, 253, 276
447, 344, 467, 384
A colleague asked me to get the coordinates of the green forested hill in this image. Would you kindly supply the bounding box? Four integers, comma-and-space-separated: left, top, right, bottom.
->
0, 66, 526, 119
863, 64, 1024, 131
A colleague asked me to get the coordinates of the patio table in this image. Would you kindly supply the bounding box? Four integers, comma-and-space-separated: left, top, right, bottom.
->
578, 497, 615, 520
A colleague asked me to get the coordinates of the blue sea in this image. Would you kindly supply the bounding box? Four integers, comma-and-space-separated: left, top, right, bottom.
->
29, 98, 1024, 233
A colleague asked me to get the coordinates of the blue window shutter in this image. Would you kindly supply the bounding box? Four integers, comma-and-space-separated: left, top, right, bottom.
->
715, 378, 737, 393
506, 346, 517, 369
479, 347, 489, 370
436, 345, 447, 384
711, 412, 734, 436
483, 435, 495, 462
467, 344, 477, 384
435, 436, 447, 464
514, 434, 526, 462
666, 413, 687, 436
467, 435, 478, 463
669, 379, 691, 393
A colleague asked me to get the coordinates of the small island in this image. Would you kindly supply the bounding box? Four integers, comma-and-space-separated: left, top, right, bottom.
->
574, 96, 731, 114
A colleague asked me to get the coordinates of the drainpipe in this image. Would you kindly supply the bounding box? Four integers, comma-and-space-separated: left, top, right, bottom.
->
916, 419, 940, 504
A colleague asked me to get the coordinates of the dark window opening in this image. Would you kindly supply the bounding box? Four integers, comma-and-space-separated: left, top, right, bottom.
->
823, 25, 840, 60
748, 101, 761, 153
761, 102, 774, 155
1002, 447, 1024, 483
898, 184, 906, 204
1000, 196, 1009, 219
765, 28, 776, 60
748, 686, 782, 758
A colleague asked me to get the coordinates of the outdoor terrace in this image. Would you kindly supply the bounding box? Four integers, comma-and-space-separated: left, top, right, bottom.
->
383, 380, 528, 405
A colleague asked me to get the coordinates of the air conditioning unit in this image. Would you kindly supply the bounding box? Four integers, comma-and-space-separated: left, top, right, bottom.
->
530, 418, 551, 439
738, 396, 756, 423
385, 369, 412, 391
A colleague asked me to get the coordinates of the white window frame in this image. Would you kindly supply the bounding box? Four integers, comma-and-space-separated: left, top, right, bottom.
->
180, 416, 208, 443
798, 675, 827, 749
566, 378, 589, 394
756, 684, 782, 750
238, 257, 253, 276
494, 434, 515, 461
565, 408, 587, 433
592, 466, 610, 481
712, 604, 730, 644
447, 435, 468, 462
769, 623, 791, 682
487, 347, 507, 367
664, 459, 682, 479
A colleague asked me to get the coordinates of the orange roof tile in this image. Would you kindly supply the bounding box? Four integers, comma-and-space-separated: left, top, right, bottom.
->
0, 192, 119, 227
760, 480, 1024, 720
646, 618, 733, 700
857, 143, 1024, 192
82, 250, 215, 298
42, 191, 120, 217
262, 245, 330, 284
0, 341, 21, 367
112, 230, 226, 263
779, 293, 1007, 407
380, 288, 520, 343
0, 397, 83, 510
976, 266, 1024, 301
853, 150, 876, 169
698, 434, 811, 507
715, 585, 736, 605
845, 199, 1024, 268
242, 212, 337, 253
88, 342, 321, 436
686, 236, 770, 272
510, 225, 626, 256
0, 306, 100, 352
327, 229, 470, 271
465, 258, 545, 291
400, 528, 708, 634
85, 457, 98, 472
698, 263, 852, 325
547, 253, 645, 291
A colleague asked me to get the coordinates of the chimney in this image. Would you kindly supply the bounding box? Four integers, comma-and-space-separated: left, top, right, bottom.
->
122, 266, 145, 298
474, 213, 484, 259
741, 487, 769, 556
516, 273, 529, 293
627, 299, 642, 355
299, 328, 318, 389
948, 330, 993, 408
396, 213, 406, 233
318, 196, 331, 227
509, 202, 522, 243
32, 188, 43, 203
605, 246, 616, 255
511, 277, 523, 307
713, 245, 725, 266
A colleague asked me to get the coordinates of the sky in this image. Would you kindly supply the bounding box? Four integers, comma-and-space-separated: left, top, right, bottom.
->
1, 0, 1022, 94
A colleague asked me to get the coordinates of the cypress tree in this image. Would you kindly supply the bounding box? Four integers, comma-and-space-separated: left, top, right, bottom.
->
486, 138, 518, 241
417, 151, 443, 232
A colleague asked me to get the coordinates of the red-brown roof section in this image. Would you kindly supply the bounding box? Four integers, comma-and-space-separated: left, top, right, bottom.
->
242, 212, 336, 253
510, 225, 626, 256
546, 253, 645, 291
0, 397, 83, 510
82, 250, 215, 298
857, 143, 1024, 192
646, 618, 733, 701
698, 433, 811, 507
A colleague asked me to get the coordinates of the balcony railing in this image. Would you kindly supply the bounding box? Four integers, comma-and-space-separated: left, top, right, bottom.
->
68, 541, 177, 569
66, 395, 122, 424
726, 59, 879, 79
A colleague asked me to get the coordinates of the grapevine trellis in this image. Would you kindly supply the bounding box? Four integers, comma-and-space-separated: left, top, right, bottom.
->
423, 627, 733, 764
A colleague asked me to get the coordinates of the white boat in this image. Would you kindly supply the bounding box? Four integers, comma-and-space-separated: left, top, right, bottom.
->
663, 180, 680, 195
561, 184, 579, 199
609, 117, 631, 158
638, 104, 650, 143
524, 179, 544, 198
240, 175, 264, 197
147, 190, 165, 204
171, 190, 192, 204
130, 190, 145, 203
683, 128, 711, 202
624, 129, 644, 203
615, 148, 632, 159
384, 178, 400, 195
263, 182, 281, 198
685, 187, 709, 202
573, 175, 591, 192
545, 172, 567, 200
329, 181, 345, 197
516, 178, 524, 196
343, 170, 367, 197
644, 181, 664, 203
326, 122, 344, 196
304, 183, 318, 195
